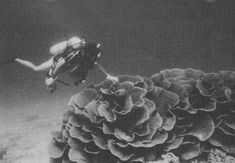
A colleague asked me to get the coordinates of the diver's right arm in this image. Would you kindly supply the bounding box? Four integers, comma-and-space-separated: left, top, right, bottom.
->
95, 63, 119, 83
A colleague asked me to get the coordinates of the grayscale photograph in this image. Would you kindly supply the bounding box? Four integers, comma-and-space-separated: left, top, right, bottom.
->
0, 0, 234, 162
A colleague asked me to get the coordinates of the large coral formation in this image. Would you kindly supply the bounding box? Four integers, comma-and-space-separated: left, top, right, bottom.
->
49, 68, 235, 163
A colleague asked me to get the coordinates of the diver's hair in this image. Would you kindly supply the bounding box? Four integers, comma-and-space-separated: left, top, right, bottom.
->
67, 37, 82, 46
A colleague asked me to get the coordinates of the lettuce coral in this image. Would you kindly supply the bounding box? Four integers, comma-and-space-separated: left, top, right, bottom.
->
49, 69, 235, 163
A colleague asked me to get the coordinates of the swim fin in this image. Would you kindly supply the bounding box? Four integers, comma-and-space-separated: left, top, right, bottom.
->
1, 56, 17, 65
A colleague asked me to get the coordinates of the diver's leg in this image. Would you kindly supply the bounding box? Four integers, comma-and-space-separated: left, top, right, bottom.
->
15, 58, 53, 72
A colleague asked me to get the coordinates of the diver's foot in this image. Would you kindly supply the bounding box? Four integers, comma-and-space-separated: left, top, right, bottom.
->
1, 56, 17, 65
106, 75, 119, 83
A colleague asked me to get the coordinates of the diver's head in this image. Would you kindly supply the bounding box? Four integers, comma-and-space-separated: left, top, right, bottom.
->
67, 37, 83, 49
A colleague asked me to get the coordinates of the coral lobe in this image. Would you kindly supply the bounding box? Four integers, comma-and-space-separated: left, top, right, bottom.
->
49, 69, 235, 163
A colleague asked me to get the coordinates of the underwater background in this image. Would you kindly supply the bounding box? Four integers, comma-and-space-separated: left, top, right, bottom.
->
0, 0, 234, 162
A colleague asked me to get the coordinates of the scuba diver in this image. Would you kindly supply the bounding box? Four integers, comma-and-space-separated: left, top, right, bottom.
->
4, 36, 118, 93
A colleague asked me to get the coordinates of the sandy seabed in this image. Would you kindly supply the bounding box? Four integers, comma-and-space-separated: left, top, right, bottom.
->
0, 102, 64, 163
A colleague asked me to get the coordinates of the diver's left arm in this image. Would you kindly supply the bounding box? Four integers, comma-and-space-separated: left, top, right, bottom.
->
15, 58, 53, 72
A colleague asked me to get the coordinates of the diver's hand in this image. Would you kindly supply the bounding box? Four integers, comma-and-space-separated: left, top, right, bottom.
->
45, 77, 57, 85
45, 77, 57, 93
106, 75, 119, 83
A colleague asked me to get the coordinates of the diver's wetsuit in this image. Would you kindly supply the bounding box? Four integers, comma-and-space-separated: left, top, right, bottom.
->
48, 42, 101, 85
68, 42, 101, 83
